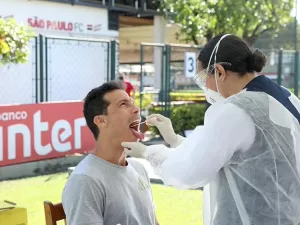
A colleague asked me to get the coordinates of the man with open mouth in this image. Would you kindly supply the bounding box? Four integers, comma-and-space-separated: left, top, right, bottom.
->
62, 81, 159, 225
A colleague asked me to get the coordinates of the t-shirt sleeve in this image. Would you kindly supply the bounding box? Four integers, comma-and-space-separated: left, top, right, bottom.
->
62, 174, 104, 225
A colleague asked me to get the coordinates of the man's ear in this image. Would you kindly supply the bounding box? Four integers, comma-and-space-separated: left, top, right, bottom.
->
215, 64, 226, 82
93, 115, 108, 128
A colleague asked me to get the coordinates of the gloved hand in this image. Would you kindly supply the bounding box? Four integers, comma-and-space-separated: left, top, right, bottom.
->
121, 142, 147, 158
146, 114, 185, 148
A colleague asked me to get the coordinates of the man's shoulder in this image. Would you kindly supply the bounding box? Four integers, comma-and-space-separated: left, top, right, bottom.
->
69, 155, 107, 184
127, 158, 148, 177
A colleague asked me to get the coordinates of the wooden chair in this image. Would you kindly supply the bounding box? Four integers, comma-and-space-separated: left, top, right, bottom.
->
44, 201, 66, 225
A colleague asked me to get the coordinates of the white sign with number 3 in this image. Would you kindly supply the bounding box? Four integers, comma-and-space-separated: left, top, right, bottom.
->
184, 52, 197, 78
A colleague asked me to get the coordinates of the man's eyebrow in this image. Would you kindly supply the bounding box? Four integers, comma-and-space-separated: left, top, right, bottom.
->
116, 99, 129, 104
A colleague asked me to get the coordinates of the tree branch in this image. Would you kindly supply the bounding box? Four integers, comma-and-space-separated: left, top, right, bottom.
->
192, 35, 199, 45
249, 23, 262, 40
247, 27, 274, 45
205, 29, 213, 42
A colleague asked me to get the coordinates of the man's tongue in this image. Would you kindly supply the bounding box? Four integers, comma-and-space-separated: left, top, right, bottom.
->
130, 128, 144, 140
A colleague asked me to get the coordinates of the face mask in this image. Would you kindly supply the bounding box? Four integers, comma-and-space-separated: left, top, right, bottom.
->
196, 34, 232, 104
203, 87, 225, 104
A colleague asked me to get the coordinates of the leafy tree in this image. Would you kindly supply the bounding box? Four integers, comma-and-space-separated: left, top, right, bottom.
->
253, 21, 298, 50
0, 18, 34, 67
158, 0, 294, 45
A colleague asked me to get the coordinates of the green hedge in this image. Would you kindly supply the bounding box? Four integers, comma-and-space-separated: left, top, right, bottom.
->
135, 89, 299, 105
135, 92, 206, 109
149, 103, 206, 136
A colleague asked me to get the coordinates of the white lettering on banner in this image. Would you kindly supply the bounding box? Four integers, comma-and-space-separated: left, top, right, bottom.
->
74, 118, 86, 149
0, 110, 87, 161
34, 111, 52, 156
51, 120, 72, 152
0, 111, 27, 121
8, 124, 31, 160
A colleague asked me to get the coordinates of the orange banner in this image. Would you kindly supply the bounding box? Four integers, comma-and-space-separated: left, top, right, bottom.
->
0, 102, 94, 167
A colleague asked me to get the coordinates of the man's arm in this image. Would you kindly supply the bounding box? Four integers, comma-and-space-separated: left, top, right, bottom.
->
62, 174, 104, 225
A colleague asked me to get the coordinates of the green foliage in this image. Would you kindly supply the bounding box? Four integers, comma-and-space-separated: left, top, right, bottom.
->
254, 22, 297, 50
0, 18, 35, 66
135, 92, 155, 109
149, 103, 207, 136
159, 0, 294, 45
135, 91, 206, 107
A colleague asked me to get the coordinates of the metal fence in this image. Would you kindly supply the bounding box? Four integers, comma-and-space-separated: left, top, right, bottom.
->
261, 49, 299, 96
139, 43, 202, 117
44, 36, 110, 102
169, 44, 201, 91
137, 44, 300, 117
0, 35, 118, 105
139, 43, 164, 114
0, 37, 38, 105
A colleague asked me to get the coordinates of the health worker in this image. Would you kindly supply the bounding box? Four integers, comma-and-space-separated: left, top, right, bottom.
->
122, 34, 300, 225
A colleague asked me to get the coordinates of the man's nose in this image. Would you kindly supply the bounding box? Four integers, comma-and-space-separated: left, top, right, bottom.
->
133, 104, 140, 114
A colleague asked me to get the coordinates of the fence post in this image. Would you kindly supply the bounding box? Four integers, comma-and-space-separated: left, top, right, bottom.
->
35, 36, 39, 103
110, 40, 119, 80
159, 45, 166, 116
164, 45, 171, 118
140, 44, 144, 111
277, 49, 283, 86
294, 51, 299, 96
39, 34, 44, 102
45, 37, 49, 101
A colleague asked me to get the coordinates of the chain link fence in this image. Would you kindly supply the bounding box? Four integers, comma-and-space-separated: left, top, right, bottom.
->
261, 49, 299, 96
45, 37, 110, 102
0, 35, 115, 105
138, 44, 165, 113
0, 37, 37, 105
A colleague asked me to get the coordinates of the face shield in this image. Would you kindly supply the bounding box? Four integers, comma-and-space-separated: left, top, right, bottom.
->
193, 34, 232, 104
193, 62, 231, 89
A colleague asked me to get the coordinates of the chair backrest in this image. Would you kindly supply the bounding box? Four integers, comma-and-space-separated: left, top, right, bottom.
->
44, 201, 66, 225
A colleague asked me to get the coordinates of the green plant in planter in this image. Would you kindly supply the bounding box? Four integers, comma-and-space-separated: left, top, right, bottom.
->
149, 103, 207, 136
0, 18, 35, 66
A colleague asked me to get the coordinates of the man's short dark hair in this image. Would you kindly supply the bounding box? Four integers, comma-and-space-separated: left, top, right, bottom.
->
83, 81, 121, 140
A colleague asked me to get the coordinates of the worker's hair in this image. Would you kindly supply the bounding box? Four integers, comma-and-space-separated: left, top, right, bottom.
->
198, 34, 267, 75
83, 81, 121, 140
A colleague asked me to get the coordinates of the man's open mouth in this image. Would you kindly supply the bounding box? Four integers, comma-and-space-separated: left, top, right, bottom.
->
129, 120, 144, 140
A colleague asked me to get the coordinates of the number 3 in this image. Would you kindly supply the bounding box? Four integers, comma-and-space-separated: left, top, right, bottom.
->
188, 57, 194, 72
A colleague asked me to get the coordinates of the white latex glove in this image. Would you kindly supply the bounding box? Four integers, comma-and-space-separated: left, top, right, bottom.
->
122, 142, 171, 170
122, 142, 147, 158
146, 114, 185, 148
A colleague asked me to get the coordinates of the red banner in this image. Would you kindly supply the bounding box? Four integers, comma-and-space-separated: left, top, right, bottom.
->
0, 102, 94, 167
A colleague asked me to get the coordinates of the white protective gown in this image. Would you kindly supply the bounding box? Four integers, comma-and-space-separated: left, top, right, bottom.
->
145, 90, 300, 225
